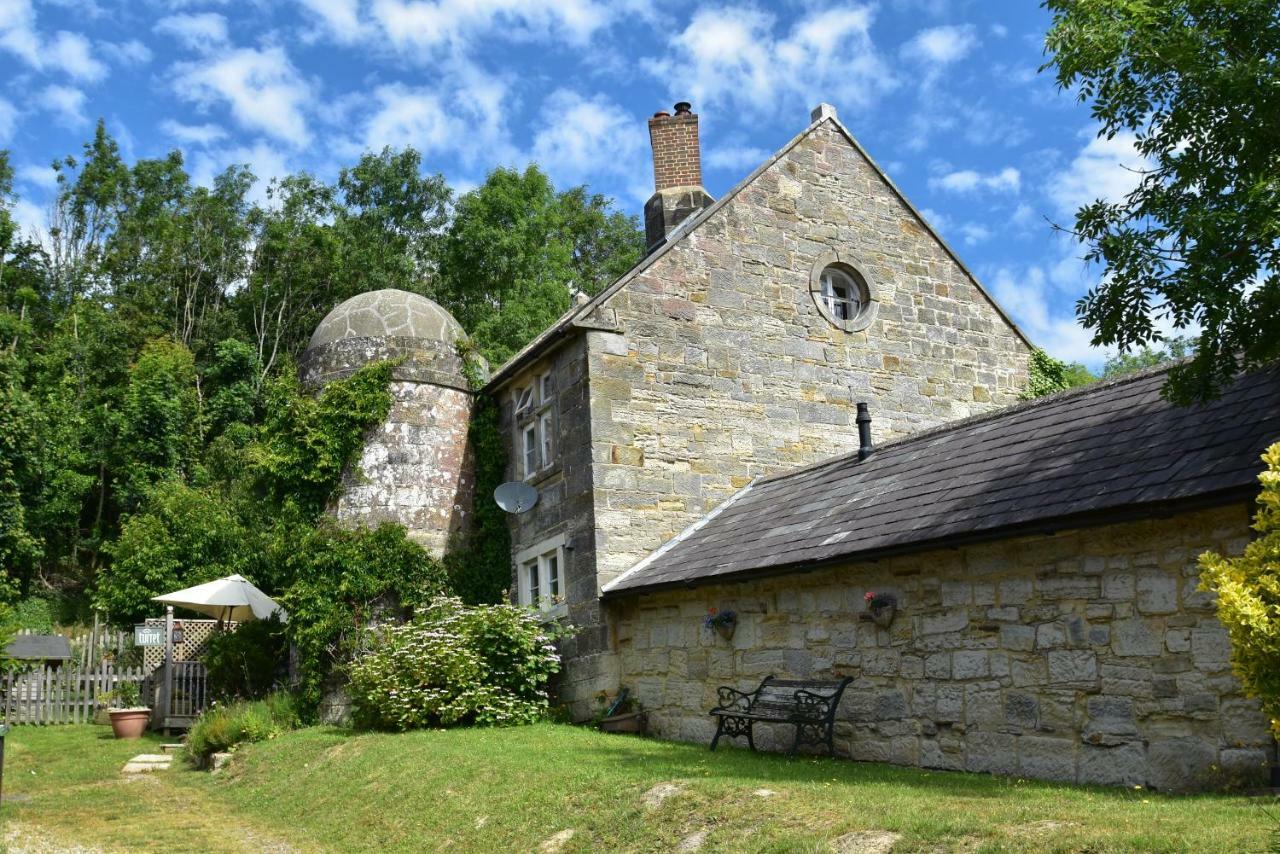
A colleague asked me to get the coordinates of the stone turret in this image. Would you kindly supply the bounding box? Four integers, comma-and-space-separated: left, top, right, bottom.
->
301, 289, 480, 556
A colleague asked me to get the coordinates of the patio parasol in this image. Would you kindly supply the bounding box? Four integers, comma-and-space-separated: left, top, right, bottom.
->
152, 574, 288, 624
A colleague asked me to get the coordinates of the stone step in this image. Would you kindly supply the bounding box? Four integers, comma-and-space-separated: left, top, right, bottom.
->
159, 743, 185, 754
122, 754, 173, 774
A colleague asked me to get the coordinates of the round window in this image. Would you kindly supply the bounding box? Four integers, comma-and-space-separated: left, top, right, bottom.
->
810, 260, 874, 331
819, 267, 863, 321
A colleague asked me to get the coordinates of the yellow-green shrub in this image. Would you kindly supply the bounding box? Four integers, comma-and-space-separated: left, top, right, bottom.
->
1199, 442, 1280, 735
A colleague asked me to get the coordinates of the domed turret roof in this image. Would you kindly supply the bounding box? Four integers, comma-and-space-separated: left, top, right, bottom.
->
300, 289, 481, 390
307, 289, 463, 352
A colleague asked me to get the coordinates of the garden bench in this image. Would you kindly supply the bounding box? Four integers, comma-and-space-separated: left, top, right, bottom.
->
708, 674, 853, 756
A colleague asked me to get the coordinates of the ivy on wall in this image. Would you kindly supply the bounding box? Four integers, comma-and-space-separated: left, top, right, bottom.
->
446, 341, 513, 605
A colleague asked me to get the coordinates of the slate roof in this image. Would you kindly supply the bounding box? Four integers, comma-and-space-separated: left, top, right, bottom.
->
6, 634, 73, 661
602, 364, 1280, 597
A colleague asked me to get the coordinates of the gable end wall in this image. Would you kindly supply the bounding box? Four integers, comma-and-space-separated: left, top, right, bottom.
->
588, 122, 1032, 587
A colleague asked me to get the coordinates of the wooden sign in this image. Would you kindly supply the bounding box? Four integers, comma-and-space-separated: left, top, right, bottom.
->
133, 625, 165, 647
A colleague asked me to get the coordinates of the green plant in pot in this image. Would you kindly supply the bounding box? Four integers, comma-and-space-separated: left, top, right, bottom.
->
594, 688, 646, 734
107, 680, 150, 740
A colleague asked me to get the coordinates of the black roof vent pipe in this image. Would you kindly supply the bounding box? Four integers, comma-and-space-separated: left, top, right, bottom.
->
856, 402, 874, 461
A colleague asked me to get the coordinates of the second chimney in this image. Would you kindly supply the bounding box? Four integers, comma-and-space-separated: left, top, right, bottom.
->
644, 102, 713, 253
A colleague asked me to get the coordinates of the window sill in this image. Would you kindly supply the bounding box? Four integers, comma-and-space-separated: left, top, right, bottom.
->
535, 604, 568, 624
524, 462, 562, 487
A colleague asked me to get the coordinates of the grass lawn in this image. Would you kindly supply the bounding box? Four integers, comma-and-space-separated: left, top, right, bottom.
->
2, 723, 1278, 852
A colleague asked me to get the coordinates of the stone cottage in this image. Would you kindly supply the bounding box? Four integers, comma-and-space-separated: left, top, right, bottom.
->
303, 102, 1280, 789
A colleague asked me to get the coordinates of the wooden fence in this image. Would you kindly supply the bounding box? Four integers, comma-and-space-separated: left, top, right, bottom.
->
2, 664, 150, 726
13, 625, 132, 668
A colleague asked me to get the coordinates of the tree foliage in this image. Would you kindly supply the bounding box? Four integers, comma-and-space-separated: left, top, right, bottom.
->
1043, 0, 1280, 403
1020, 348, 1096, 399
1100, 334, 1195, 379
437, 165, 642, 365
1198, 443, 1280, 735
0, 122, 640, 640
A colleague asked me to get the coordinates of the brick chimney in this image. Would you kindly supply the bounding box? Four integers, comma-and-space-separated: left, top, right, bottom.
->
644, 102, 713, 253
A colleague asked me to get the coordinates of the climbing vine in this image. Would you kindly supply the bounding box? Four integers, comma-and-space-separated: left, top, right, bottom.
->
445, 339, 512, 605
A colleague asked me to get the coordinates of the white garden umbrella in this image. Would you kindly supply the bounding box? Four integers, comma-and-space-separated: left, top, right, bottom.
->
152, 574, 288, 623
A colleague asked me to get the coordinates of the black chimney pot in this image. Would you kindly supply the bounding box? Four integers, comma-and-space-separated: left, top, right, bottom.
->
857, 402, 874, 461
674, 101, 692, 115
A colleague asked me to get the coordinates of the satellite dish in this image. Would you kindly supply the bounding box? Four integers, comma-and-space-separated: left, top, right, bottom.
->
494, 481, 539, 514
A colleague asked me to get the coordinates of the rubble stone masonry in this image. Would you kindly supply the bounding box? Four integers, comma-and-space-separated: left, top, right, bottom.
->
609, 504, 1272, 791
334, 380, 474, 557
587, 121, 1033, 589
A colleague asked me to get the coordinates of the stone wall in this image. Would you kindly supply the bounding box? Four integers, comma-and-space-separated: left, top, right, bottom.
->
499, 338, 618, 709
334, 380, 474, 557
586, 120, 1032, 587
608, 504, 1272, 791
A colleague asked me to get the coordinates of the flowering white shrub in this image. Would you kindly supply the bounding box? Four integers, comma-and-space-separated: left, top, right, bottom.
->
348, 596, 569, 730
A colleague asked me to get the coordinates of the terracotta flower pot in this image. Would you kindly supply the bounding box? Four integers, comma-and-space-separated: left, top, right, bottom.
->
108, 708, 151, 740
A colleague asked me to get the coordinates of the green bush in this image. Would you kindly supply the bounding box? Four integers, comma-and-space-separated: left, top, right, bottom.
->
186, 691, 300, 764
204, 615, 288, 702
348, 596, 568, 731
281, 521, 449, 713
7, 596, 56, 633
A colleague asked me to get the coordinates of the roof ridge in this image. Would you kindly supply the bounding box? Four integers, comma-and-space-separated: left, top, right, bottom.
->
484, 117, 827, 389
755, 362, 1182, 487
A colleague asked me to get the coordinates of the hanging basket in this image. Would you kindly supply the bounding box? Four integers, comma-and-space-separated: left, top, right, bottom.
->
870, 604, 896, 627
714, 621, 737, 641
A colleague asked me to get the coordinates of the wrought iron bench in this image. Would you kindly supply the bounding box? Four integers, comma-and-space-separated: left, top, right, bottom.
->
709, 674, 853, 756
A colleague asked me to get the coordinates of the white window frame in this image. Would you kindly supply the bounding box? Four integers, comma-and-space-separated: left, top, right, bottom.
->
514, 371, 557, 479
820, 268, 861, 321
515, 534, 567, 617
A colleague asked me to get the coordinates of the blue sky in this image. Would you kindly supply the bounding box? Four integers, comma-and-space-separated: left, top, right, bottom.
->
0, 0, 1151, 367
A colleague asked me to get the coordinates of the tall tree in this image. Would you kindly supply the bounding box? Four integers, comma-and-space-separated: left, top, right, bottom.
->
1043, 0, 1280, 403
333, 147, 450, 297
437, 165, 642, 365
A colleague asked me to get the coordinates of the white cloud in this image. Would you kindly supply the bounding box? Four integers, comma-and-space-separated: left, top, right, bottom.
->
369, 0, 612, 54
154, 13, 229, 52
0, 0, 41, 68
930, 166, 1020, 193
39, 84, 88, 128
704, 145, 769, 172
11, 198, 48, 241
99, 39, 152, 66
297, 0, 368, 43
170, 47, 313, 146
530, 90, 645, 187
990, 23, 1008, 38
1048, 130, 1145, 217
0, 2, 107, 81
188, 139, 288, 207
919, 206, 951, 232
648, 5, 894, 115
0, 98, 17, 143
989, 261, 1105, 365
960, 223, 991, 245
45, 31, 107, 81
159, 119, 228, 146
350, 65, 516, 169
361, 84, 462, 154
16, 163, 58, 190
901, 24, 977, 66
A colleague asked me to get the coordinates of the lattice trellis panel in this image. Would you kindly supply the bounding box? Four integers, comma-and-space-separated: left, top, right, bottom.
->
142, 618, 237, 673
